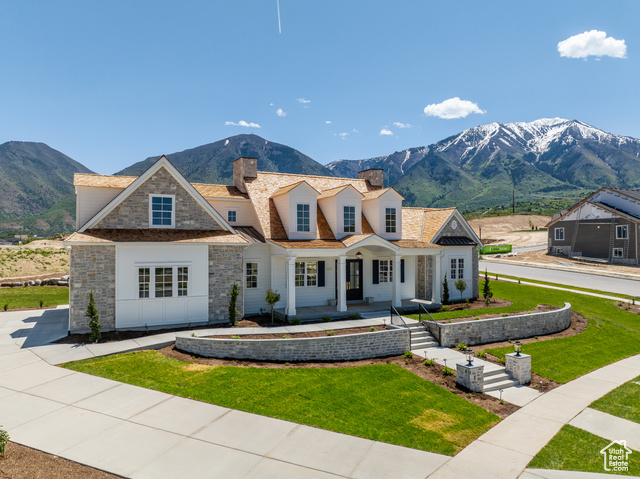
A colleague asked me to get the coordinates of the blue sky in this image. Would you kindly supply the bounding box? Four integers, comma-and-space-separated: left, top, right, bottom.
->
1, 1, 639, 174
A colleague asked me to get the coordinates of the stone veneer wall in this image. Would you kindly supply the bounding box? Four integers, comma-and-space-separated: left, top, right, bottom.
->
415, 255, 434, 301
437, 302, 572, 347
175, 327, 409, 361
95, 166, 223, 230
209, 245, 244, 322
69, 245, 116, 332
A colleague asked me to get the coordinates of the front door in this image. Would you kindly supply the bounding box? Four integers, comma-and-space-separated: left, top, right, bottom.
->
346, 259, 363, 301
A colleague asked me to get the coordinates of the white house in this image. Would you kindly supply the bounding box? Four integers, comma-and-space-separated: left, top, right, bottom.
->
65, 156, 481, 332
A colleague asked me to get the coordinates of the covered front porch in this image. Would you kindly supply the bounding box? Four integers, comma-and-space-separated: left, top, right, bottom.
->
275, 298, 439, 321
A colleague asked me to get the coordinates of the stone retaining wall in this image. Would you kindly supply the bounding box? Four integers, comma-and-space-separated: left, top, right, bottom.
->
436, 302, 572, 347
175, 327, 409, 361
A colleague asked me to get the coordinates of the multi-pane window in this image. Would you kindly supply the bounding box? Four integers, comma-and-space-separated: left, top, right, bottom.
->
150, 195, 174, 227
297, 204, 310, 232
177, 267, 188, 297
555, 228, 564, 241
227, 210, 237, 223
450, 258, 464, 280
617, 225, 628, 239
379, 259, 393, 283
138, 268, 150, 298
246, 262, 258, 288
294, 261, 317, 287
613, 248, 624, 258
155, 267, 173, 298
344, 206, 356, 233
385, 208, 396, 233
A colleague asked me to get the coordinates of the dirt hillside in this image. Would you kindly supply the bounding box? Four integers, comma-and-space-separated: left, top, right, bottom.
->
467, 215, 550, 247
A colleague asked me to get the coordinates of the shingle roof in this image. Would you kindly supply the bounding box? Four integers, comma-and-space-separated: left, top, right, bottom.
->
362, 187, 404, 201
317, 184, 364, 200
65, 229, 247, 244
401, 207, 456, 243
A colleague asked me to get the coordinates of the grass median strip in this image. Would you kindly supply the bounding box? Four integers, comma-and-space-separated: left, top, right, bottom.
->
590, 375, 640, 424
0, 286, 68, 309
63, 350, 499, 456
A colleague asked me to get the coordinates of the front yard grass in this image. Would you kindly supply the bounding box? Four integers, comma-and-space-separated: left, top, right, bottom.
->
590, 375, 640, 424
63, 350, 499, 456
529, 425, 640, 475
0, 286, 68, 310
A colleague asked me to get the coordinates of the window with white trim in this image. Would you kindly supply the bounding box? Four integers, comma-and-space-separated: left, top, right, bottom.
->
297, 204, 310, 232
555, 227, 564, 241
613, 248, 624, 258
155, 267, 173, 297
227, 210, 237, 223
138, 268, 150, 298
379, 259, 393, 283
344, 206, 356, 233
295, 261, 317, 287
177, 267, 188, 297
385, 208, 396, 233
616, 225, 628, 239
246, 262, 258, 288
150, 194, 175, 228
450, 258, 464, 280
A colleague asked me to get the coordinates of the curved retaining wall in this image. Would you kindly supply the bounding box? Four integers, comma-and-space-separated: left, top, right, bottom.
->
431, 302, 572, 347
175, 327, 409, 361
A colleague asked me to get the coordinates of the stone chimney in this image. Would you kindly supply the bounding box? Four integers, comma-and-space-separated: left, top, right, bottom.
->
358, 168, 384, 188
233, 157, 258, 193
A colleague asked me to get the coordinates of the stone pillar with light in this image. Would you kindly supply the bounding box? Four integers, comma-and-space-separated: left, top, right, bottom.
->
506, 340, 531, 385
456, 349, 484, 392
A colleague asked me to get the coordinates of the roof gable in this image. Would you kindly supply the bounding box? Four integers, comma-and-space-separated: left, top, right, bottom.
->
79, 157, 235, 233
362, 187, 405, 201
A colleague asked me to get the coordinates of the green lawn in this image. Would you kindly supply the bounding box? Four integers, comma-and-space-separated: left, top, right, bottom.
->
591, 375, 640, 424
411, 280, 640, 384
0, 286, 68, 310
529, 425, 640, 475
63, 350, 499, 455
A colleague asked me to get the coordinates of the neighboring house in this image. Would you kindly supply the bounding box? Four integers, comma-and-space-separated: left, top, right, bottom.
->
65, 156, 481, 332
547, 187, 640, 264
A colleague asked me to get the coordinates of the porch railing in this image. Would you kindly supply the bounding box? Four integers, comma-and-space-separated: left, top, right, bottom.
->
390, 306, 411, 344
418, 303, 441, 345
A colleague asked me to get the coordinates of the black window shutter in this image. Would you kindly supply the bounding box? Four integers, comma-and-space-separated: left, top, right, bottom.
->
401, 259, 405, 283
318, 261, 325, 287
372, 260, 379, 284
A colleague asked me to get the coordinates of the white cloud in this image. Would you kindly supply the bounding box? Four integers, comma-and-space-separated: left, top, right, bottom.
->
352, 128, 359, 133
269, 102, 274, 106
297, 98, 311, 104
225, 120, 261, 128
325, 120, 332, 124
335, 132, 349, 140
393, 122, 412, 128
424, 97, 486, 119
276, 108, 286, 117
379, 128, 393, 136
558, 30, 626, 59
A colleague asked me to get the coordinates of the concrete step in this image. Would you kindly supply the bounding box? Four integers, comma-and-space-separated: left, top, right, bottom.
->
483, 372, 512, 385
483, 378, 519, 392
411, 341, 439, 349
483, 368, 508, 378
411, 332, 432, 340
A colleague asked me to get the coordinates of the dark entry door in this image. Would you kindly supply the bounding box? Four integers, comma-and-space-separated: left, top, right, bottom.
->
346, 259, 363, 301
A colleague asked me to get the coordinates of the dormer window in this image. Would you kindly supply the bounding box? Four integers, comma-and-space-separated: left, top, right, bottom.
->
297, 204, 310, 232
227, 210, 237, 223
150, 194, 175, 228
344, 206, 356, 233
385, 208, 396, 233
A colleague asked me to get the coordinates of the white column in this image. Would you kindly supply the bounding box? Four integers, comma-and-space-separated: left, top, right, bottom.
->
286, 256, 296, 317
392, 253, 402, 308
337, 255, 347, 312
433, 253, 442, 304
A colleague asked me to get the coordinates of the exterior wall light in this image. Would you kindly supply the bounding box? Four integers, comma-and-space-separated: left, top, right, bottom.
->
355, 251, 363, 259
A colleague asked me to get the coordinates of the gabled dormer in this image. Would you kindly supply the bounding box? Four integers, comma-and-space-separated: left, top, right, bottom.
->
362, 188, 404, 240
271, 181, 320, 240
317, 185, 364, 239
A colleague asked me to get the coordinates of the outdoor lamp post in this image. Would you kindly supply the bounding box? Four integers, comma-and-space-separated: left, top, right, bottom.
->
514, 341, 522, 356
465, 349, 474, 365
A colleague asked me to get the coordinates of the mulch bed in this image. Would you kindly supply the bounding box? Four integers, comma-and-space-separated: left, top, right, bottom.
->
0, 442, 119, 479
439, 297, 512, 312
615, 301, 640, 315
210, 325, 385, 339
437, 304, 556, 324
160, 345, 519, 418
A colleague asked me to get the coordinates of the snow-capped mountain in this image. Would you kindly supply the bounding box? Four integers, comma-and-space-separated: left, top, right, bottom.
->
327, 118, 640, 209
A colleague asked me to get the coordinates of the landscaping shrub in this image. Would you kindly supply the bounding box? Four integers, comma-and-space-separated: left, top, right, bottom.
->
326, 330, 335, 336
2, 304, 7, 312
403, 350, 413, 359
456, 342, 468, 351
442, 276, 449, 304
321, 315, 331, 322
349, 313, 360, 320
228, 282, 239, 326
440, 305, 450, 312
85, 291, 101, 343
483, 269, 493, 305
476, 350, 487, 358
39, 299, 43, 308
423, 358, 436, 366
0, 427, 9, 458
369, 326, 376, 332
454, 279, 467, 301
265, 289, 280, 325
289, 317, 301, 325
442, 366, 454, 376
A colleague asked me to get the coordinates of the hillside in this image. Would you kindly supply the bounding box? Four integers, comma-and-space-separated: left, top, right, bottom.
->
117, 134, 334, 182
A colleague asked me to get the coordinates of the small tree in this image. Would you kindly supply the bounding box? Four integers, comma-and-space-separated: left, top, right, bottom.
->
228, 282, 239, 326
483, 269, 493, 305
454, 279, 467, 301
0, 426, 8, 458
265, 289, 281, 324
86, 291, 101, 343
442, 276, 449, 305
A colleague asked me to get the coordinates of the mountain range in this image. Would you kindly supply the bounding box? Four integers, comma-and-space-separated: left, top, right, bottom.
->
2, 118, 640, 236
